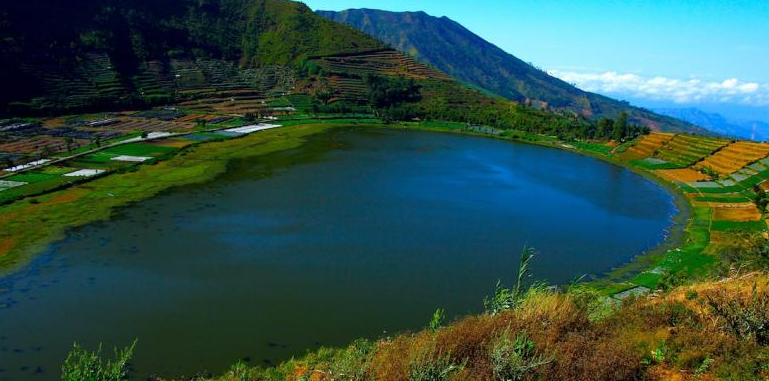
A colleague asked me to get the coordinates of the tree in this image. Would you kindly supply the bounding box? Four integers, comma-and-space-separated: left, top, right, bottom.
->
0, 156, 13, 169
40, 145, 54, 158
64, 137, 75, 153
612, 112, 628, 141
140, 131, 149, 139
596, 118, 614, 139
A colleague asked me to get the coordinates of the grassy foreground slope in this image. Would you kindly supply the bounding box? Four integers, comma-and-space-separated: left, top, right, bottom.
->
198, 272, 769, 381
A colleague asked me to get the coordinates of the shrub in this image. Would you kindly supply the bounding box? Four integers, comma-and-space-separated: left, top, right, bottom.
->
707, 283, 769, 344
716, 232, 769, 275
490, 329, 552, 381
326, 339, 375, 381
567, 284, 614, 321
61, 339, 137, 381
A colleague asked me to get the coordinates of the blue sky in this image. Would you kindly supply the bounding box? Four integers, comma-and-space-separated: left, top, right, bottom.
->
304, 0, 769, 121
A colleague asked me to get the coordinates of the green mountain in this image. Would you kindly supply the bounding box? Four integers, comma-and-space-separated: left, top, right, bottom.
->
0, 0, 384, 114
317, 8, 707, 134
0, 0, 613, 141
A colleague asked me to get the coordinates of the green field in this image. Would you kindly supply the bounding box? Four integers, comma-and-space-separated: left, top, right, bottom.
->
100, 143, 178, 157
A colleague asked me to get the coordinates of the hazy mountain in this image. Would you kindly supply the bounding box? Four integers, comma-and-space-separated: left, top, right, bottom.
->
654, 108, 769, 141
317, 8, 708, 134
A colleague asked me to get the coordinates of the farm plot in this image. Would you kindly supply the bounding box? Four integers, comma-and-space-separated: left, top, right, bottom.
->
105, 118, 194, 133
0, 180, 26, 191
652, 134, 729, 167
621, 133, 675, 160
0, 171, 73, 204
148, 138, 194, 149
0, 136, 86, 155
694, 141, 769, 175
711, 203, 761, 222
653, 168, 711, 182
101, 143, 178, 158
176, 92, 272, 115
629, 157, 682, 170
68, 143, 177, 169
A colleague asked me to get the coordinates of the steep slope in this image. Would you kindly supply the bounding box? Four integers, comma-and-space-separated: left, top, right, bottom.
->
0, 0, 384, 114
317, 8, 707, 134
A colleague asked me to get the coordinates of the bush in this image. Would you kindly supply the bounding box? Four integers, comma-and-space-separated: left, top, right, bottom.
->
490, 329, 552, 381
716, 232, 769, 275
61, 340, 137, 381
707, 283, 769, 344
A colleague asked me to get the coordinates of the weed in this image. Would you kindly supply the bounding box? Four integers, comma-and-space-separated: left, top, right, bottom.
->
485, 246, 537, 316
61, 339, 137, 381
490, 329, 551, 381
409, 347, 465, 381
429, 308, 445, 332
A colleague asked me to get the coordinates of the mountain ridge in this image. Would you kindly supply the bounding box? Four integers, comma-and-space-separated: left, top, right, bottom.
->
317, 8, 708, 134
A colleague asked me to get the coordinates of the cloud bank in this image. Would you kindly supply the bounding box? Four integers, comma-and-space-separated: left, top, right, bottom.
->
547, 70, 769, 106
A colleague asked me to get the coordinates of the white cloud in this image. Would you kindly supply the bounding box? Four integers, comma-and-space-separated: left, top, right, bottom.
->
547, 70, 769, 106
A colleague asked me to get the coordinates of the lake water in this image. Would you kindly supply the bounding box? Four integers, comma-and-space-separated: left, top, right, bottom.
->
0, 127, 678, 380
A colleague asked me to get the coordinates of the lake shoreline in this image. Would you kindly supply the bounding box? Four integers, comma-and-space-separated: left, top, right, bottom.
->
1, 120, 692, 293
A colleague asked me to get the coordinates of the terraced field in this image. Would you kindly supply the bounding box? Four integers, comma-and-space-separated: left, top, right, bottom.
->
620, 132, 675, 160
653, 134, 730, 167
694, 141, 769, 175
615, 132, 769, 290
310, 49, 451, 103
12, 56, 297, 114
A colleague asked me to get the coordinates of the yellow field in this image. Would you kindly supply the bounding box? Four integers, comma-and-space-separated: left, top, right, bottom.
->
712, 203, 762, 221
620, 133, 675, 160
695, 141, 769, 175
653, 168, 711, 182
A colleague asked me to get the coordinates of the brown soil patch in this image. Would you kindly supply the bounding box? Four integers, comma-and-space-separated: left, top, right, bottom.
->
150, 139, 192, 148
0, 236, 17, 257
712, 204, 761, 221
653, 168, 710, 182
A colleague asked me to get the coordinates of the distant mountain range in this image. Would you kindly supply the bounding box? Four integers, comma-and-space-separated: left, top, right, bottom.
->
317, 8, 707, 134
654, 108, 769, 141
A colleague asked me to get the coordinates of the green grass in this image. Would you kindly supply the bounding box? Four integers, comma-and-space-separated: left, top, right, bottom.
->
693, 195, 752, 203
6, 172, 60, 183
571, 141, 612, 155
629, 159, 684, 170
100, 143, 178, 157
38, 166, 78, 175
711, 220, 767, 232
0, 176, 73, 205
